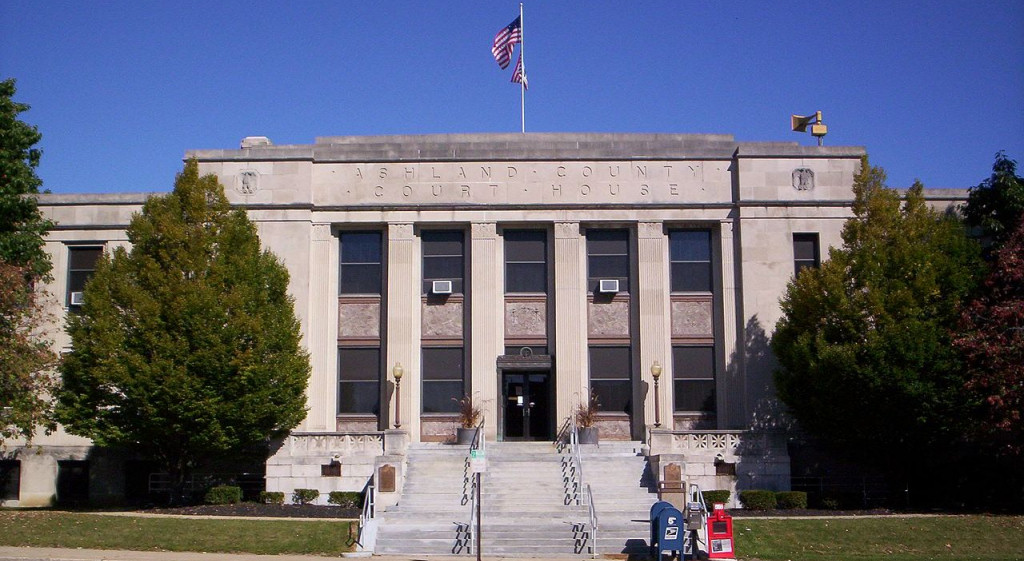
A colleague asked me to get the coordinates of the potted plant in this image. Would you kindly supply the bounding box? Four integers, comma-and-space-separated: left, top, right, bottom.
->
454, 395, 483, 445
574, 391, 600, 444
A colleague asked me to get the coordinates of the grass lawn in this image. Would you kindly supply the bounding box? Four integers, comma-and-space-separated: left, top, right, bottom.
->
737, 515, 1024, 561
0, 510, 354, 556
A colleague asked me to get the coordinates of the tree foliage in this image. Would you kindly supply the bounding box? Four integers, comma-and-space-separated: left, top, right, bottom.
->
0, 77, 57, 443
963, 151, 1024, 248
57, 161, 310, 493
0, 262, 58, 443
0, 78, 54, 279
953, 217, 1024, 456
772, 157, 983, 464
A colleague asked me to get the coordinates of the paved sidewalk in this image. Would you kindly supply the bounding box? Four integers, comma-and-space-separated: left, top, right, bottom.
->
0, 547, 589, 561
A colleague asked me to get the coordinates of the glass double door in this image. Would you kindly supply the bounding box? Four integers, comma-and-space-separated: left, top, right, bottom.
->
502, 371, 552, 440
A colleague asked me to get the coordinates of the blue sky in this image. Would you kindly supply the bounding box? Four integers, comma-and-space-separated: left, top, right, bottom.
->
2, 1, 1022, 194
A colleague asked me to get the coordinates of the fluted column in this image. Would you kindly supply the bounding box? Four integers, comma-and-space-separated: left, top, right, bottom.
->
718, 219, 740, 429
386, 223, 421, 439
470, 223, 502, 439
306, 223, 337, 431
637, 221, 670, 433
554, 221, 588, 423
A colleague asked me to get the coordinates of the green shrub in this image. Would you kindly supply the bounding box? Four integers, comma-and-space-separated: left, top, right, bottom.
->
739, 490, 777, 510
820, 496, 841, 510
259, 491, 285, 505
702, 490, 731, 506
204, 485, 242, 505
292, 488, 320, 505
327, 491, 363, 508
775, 491, 808, 510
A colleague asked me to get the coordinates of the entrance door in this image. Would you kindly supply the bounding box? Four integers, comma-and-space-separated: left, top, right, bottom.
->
502, 371, 552, 440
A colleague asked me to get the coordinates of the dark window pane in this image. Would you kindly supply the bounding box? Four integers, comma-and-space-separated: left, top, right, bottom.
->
670, 263, 712, 292
589, 255, 629, 279
338, 381, 379, 414
340, 232, 382, 263
505, 230, 547, 261
0, 460, 19, 500
340, 264, 382, 294
423, 256, 464, 280
56, 460, 89, 505
793, 236, 818, 261
672, 346, 715, 379
506, 263, 546, 293
69, 247, 102, 270
504, 346, 548, 356
669, 231, 711, 261
339, 348, 380, 381
67, 270, 93, 293
422, 231, 464, 256
422, 381, 463, 412
592, 380, 631, 414
674, 380, 716, 412
422, 347, 464, 381
586, 230, 629, 255
589, 347, 631, 379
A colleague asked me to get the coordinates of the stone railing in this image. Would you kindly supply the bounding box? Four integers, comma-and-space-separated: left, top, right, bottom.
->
284, 431, 385, 458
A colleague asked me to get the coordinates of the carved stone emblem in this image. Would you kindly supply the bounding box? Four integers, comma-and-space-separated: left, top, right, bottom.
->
236, 170, 260, 195
792, 168, 814, 191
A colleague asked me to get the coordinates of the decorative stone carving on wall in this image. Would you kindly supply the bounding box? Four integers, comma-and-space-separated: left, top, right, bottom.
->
792, 168, 814, 191
594, 417, 631, 440
339, 302, 381, 338
285, 433, 384, 457
505, 301, 546, 337
671, 299, 713, 337
236, 170, 260, 195
422, 300, 463, 338
420, 417, 457, 442
588, 299, 630, 337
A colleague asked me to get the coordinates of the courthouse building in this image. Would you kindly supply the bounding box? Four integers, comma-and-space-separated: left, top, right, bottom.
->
3, 133, 963, 507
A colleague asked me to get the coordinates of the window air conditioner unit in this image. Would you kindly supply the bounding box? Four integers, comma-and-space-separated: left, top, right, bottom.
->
431, 280, 453, 294
70, 291, 85, 306
598, 279, 619, 293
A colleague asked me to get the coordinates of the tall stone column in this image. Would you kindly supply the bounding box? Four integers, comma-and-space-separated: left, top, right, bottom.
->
718, 218, 742, 429
554, 222, 588, 424
470, 223, 502, 439
386, 223, 421, 440
637, 221, 670, 434
306, 223, 337, 431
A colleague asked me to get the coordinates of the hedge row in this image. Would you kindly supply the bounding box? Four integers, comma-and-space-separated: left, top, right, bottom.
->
739, 490, 808, 510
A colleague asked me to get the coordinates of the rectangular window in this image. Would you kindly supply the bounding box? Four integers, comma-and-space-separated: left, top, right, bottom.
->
0, 460, 19, 501
422, 347, 464, 413
589, 346, 632, 414
793, 233, 820, 276
673, 346, 716, 412
669, 230, 712, 292
66, 246, 103, 308
339, 231, 383, 295
587, 229, 630, 293
422, 230, 465, 294
504, 230, 547, 293
338, 347, 380, 415
56, 460, 89, 505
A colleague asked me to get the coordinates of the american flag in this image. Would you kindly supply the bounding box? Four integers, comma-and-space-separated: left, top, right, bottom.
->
511, 54, 528, 89
491, 16, 521, 69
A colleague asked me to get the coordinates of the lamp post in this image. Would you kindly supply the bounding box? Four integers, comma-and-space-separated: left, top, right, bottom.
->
651, 361, 662, 428
393, 362, 404, 429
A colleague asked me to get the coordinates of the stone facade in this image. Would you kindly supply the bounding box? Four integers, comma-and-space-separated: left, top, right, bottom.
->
1, 133, 968, 507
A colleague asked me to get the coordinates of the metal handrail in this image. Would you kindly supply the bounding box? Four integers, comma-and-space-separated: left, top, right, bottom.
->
585, 483, 598, 559
356, 479, 375, 547
467, 417, 485, 554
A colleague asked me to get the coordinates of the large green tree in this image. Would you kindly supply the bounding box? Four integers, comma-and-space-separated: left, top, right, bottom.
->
0, 77, 57, 443
57, 161, 310, 496
772, 157, 983, 467
963, 151, 1024, 248
0, 78, 54, 279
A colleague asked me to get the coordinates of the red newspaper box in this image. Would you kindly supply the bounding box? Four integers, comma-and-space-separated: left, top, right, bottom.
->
707, 502, 735, 559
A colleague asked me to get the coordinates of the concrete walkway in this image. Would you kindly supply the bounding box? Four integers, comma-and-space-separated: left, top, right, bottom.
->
0, 547, 590, 561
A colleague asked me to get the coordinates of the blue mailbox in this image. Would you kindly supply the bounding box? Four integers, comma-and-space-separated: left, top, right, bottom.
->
650, 500, 684, 557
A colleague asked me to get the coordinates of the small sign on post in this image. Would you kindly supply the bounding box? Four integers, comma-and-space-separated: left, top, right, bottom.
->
470, 449, 487, 473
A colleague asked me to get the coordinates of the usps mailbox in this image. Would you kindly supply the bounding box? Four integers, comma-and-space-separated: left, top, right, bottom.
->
649, 500, 684, 558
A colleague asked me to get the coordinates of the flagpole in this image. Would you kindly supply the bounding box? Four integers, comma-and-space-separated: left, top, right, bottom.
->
519, 2, 525, 134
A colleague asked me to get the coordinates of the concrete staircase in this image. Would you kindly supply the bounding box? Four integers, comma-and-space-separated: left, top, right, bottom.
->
373, 440, 657, 557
